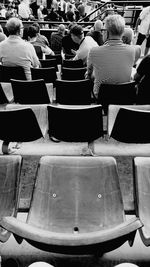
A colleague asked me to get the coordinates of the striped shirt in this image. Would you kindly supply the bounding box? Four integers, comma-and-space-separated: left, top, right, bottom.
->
87, 39, 136, 98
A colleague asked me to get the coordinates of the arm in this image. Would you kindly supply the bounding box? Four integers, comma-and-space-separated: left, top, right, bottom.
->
41, 46, 55, 56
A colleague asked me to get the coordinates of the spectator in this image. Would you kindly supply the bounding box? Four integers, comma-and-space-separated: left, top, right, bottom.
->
114, 264, 139, 267
30, 0, 39, 19
37, 5, 46, 21
62, 22, 79, 58
86, 14, 139, 98
66, 4, 75, 22
0, 25, 7, 42
45, 7, 59, 21
0, 17, 40, 80
86, 19, 104, 46
134, 54, 150, 103
122, 27, 141, 65
18, 0, 32, 20
28, 262, 54, 267
0, 4, 7, 18
32, 22, 50, 47
135, 5, 150, 56
27, 25, 55, 59
50, 24, 66, 54
70, 24, 98, 65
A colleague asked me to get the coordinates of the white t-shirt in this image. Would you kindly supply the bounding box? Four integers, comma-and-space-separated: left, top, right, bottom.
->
73, 36, 98, 65
139, 6, 150, 35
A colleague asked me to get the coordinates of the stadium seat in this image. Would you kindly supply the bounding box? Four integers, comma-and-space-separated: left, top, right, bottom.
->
133, 157, 150, 246
61, 67, 87, 80
55, 79, 94, 105
0, 155, 22, 242
47, 104, 103, 142
31, 67, 57, 84
62, 59, 84, 68
0, 65, 26, 82
10, 79, 50, 104
108, 105, 150, 143
97, 81, 137, 114
0, 156, 142, 254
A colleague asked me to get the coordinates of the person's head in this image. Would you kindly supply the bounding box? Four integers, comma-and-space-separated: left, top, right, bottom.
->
122, 27, 134, 44
27, 25, 37, 39
28, 262, 54, 267
105, 14, 125, 38
114, 264, 139, 267
70, 24, 84, 44
58, 24, 66, 36
94, 19, 103, 31
32, 22, 40, 33
6, 17, 23, 36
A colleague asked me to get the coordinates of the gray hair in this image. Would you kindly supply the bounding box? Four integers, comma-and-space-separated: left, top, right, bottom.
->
6, 17, 23, 35
105, 14, 125, 37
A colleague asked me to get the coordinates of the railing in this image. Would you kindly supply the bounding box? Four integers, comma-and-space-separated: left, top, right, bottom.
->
80, 1, 150, 27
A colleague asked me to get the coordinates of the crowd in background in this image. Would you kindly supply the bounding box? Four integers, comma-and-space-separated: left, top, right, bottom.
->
0, 0, 88, 22
0, 1, 149, 102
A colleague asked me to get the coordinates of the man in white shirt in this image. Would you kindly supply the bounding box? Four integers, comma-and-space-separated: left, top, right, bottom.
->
0, 17, 40, 80
135, 5, 150, 55
70, 24, 98, 65
18, 0, 31, 20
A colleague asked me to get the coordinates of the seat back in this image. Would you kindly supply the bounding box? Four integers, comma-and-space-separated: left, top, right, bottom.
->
47, 104, 103, 142
45, 54, 62, 65
0, 155, 22, 242
97, 82, 137, 114
0, 107, 43, 142
133, 157, 150, 246
62, 59, 84, 68
11, 79, 50, 104
27, 156, 124, 234
34, 45, 43, 59
110, 107, 150, 143
0, 83, 9, 104
55, 79, 93, 105
31, 67, 57, 84
39, 59, 58, 71
61, 67, 87, 80
0, 65, 26, 82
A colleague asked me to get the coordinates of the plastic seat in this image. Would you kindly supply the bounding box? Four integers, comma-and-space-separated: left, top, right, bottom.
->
133, 157, 150, 246
61, 67, 87, 80
0, 156, 142, 254
0, 107, 43, 153
0, 155, 22, 242
108, 106, 150, 143
97, 81, 137, 114
62, 59, 84, 68
47, 104, 103, 142
0, 65, 26, 82
0, 83, 9, 104
10, 79, 50, 104
45, 54, 62, 65
31, 67, 57, 84
39, 59, 58, 71
55, 79, 94, 105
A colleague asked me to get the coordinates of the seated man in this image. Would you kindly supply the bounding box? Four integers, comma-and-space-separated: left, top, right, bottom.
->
70, 24, 98, 65
0, 17, 40, 80
27, 25, 55, 59
86, 14, 140, 98
50, 24, 66, 54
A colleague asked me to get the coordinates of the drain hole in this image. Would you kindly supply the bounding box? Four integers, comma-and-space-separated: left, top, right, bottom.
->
73, 226, 79, 233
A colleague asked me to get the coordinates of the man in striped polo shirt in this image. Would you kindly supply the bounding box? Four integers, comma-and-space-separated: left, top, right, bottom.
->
86, 14, 140, 99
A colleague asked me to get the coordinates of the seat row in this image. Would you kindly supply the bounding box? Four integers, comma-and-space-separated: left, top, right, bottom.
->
1, 154, 150, 256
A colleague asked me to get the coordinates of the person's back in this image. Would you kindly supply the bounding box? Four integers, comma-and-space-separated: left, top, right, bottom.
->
0, 17, 40, 80
86, 19, 104, 46
86, 14, 136, 98
122, 27, 141, 65
50, 24, 65, 54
